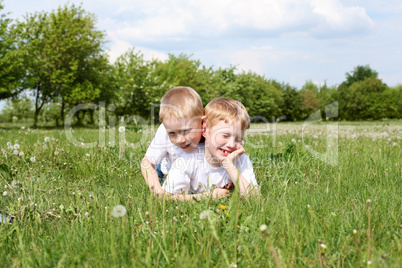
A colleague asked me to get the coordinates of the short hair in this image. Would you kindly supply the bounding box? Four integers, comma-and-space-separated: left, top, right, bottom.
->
204, 97, 250, 131
159, 87, 204, 121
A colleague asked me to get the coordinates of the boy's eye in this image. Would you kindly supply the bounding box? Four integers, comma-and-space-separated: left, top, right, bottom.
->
181, 129, 190, 135
168, 132, 177, 137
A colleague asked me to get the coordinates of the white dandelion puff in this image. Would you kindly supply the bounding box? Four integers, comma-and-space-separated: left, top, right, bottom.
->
112, 205, 127, 218
85, 153, 90, 157
259, 224, 268, 232
19, 151, 24, 157
200, 210, 213, 220
30, 156, 36, 163
291, 138, 296, 143
118, 126, 126, 133
44, 137, 50, 142
54, 151, 59, 156
3, 191, 7, 196
13, 150, 19, 155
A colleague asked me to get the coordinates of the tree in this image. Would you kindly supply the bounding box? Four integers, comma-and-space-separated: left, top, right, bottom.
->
0, 1, 22, 99
280, 83, 303, 121
111, 48, 153, 117
342, 64, 378, 87
15, 4, 108, 127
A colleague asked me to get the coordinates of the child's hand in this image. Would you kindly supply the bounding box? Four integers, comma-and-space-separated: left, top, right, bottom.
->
212, 188, 231, 198
221, 144, 245, 167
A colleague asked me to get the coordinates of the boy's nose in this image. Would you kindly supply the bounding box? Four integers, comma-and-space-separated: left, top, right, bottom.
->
226, 138, 236, 149
176, 135, 186, 144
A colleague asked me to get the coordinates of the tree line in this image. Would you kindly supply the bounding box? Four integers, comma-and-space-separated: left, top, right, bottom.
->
1, 2, 401, 127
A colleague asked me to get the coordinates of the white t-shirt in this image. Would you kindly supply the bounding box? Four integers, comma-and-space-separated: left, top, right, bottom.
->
145, 124, 183, 168
163, 144, 258, 194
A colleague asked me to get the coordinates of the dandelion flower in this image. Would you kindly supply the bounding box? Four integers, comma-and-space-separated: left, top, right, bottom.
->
220, 204, 227, 211
86, 153, 90, 157
6, 142, 11, 147
42, 144, 47, 149
14, 144, 20, 150
200, 210, 213, 220
19, 151, 24, 157
85, 211, 89, 217
30, 156, 36, 163
353, 229, 357, 235
13, 150, 19, 155
118, 126, 126, 133
3, 191, 7, 196
259, 224, 268, 232
44, 137, 50, 142
112, 205, 127, 218
291, 138, 296, 143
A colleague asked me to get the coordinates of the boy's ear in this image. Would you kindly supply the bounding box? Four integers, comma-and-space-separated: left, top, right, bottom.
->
201, 116, 207, 137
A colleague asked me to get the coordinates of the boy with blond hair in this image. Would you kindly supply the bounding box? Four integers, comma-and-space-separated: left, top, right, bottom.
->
141, 86, 204, 195
162, 97, 259, 200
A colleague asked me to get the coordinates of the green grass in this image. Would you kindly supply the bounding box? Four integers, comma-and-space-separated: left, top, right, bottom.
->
0, 122, 401, 267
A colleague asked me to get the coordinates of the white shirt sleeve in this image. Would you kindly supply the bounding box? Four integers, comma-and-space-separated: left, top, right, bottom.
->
162, 155, 195, 194
145, 124, 169, 165
237, 154, 258, 187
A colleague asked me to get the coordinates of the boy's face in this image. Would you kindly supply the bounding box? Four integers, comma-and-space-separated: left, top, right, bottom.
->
163, 117, 202, 153
203, 119, 245, 167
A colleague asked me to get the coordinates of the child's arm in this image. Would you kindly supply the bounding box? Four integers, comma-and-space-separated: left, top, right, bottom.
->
162, 156, 231, 202
221, 145, 259, 197
141, 156, 164, 195
163, 188, 230, 202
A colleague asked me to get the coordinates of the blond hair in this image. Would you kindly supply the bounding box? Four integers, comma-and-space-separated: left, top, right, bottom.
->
159, 87, 204, 121
204, 97, 250, 131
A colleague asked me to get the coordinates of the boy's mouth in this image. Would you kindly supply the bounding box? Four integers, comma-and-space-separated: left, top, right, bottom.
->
181, 144, 191, 150
219, 148, 232, 156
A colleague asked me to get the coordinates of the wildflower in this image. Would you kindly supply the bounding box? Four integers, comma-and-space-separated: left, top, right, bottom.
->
307, 204, 310, 208
172, 216, 177, 222
118, 126, 126, 133
86, 153, 90, 157
6, 142, 11, 147
13, 150, 19, 155
392, 142, 397, 147
3, 191, 7, 196
112, 205, 127, 218
320, 244, 327, 251
19, 151, 24, 157
85, 211, 89, 217
30, 156, 36, 163
44, 137, 50, 142
42, 144, 47, 149
14, 144, 20, 150
225, 212, 229, 217
353, 229, 357, 235
278, 142, 283, 146
54, 151, 59, 156
200, 210, 213, 220
145, 211, 149, 216
367, 261, 372, 265
291, 138, 296, 143
220, 204, 227, 211
259, 224, 268, 232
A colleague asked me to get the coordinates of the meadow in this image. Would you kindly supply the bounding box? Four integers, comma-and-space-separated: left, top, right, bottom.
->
0, 120, 401, 267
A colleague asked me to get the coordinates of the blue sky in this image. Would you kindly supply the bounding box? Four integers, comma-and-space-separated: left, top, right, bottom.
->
1, 0, 402, 110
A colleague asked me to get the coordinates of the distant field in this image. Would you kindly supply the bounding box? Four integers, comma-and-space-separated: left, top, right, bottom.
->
0, 121, 401, 267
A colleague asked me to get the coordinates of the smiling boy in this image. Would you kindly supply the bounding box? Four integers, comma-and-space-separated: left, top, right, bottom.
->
141, 87, 204, 195
162, 97, 259, 199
